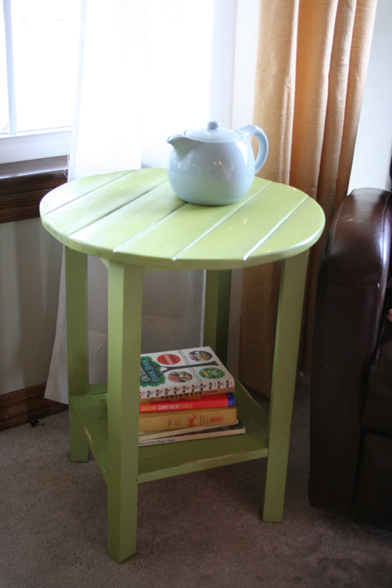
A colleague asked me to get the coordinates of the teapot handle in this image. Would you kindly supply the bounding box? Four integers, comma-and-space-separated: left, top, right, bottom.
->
238, 125, 269, 174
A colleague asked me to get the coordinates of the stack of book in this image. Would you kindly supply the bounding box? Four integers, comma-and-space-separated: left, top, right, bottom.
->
105, 346, 245, 446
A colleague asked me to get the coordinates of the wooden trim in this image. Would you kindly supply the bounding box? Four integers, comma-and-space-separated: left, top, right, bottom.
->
0, 157, 68, 224
0, 383, 67, 431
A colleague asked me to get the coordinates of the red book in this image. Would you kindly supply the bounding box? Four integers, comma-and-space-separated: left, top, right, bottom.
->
139, 392, 235, 413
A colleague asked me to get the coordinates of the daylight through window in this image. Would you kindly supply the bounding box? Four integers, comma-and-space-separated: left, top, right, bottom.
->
0, 0, 81, 161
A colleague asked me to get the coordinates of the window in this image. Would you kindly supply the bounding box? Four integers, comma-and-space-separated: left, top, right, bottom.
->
0, 0, 81, 163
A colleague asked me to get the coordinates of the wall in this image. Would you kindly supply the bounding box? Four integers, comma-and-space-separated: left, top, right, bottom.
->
0, 218, 62, 394
348, 0, 392, 192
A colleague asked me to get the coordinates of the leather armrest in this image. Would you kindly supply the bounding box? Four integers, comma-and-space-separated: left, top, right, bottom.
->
309, 188, 392, 515
328, 188, 392, 289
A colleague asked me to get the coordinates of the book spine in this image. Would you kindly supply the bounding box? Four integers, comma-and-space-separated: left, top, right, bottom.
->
139, 392, 235, 413
139, 385, 235, 403
139, 381, 235, 401
139, 423, 246, 446
139, 407, 237, 433
139, 420, 239, 441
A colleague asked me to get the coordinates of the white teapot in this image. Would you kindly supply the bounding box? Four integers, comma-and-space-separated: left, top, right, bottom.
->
166, 121, 268, 206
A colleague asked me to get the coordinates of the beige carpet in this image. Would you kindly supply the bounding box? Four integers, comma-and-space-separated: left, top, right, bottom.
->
1, 376, 391, 588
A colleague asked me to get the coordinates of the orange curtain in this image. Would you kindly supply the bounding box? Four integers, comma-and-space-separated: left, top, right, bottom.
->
238, 0, 377, 396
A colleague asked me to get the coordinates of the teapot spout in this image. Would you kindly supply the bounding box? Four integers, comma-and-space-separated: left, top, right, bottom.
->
167, 134, 196, 161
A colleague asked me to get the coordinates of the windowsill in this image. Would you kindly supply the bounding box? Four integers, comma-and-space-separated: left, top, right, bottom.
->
0, 156, 68, 179
0, 157, 68, 224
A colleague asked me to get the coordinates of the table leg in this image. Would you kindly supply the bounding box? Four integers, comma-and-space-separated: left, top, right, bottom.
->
65, 247, 90, 462
262, 251, 309, 522
203, 270, 232, 365
106, 261, 143, 563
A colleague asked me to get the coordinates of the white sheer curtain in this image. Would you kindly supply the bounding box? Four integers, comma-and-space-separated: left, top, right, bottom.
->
45, 0, 259, 404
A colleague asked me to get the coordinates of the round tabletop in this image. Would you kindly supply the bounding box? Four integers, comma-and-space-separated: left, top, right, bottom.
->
40, 168, 325, 271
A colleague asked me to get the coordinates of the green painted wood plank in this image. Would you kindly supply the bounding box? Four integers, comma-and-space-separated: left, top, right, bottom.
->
106, 261, 143, 562
115, 179, 271, 261
39, 170, 131, 215
65, 248, 89, 396
248, 198, 325, 261
88, 382, 108, 395
203, 270, 232, 365
69, 395, 108, 481
138, 424, 268, 483
177, 183, 308, 263
69, 182, 185, 254
65, 247, 90, 462
262, 251, 309, 522
43, 168, 167, 236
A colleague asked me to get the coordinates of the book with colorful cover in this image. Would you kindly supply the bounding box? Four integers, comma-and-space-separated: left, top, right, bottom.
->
139, 406, 237, 433
139, 346, 235, 402
139, 392, 235, 413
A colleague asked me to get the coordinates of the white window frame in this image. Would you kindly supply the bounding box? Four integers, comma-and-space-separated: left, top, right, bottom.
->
0, 0, 74, 164
0, 129, 72, 164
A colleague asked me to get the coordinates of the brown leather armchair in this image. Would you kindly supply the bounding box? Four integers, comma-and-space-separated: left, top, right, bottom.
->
309, 187, 392, 526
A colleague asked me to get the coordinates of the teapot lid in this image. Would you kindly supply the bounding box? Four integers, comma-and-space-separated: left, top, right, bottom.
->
185, 121, 239, 142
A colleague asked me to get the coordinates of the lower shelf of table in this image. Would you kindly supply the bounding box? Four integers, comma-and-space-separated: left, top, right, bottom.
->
69, 379, 269, 484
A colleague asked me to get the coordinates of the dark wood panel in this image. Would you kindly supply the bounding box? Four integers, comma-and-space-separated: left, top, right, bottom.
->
0, 383, 67, 431
0, 157, 68, 223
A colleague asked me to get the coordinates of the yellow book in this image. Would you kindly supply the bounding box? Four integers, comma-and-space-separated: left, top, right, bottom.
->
139, 407, 237, 433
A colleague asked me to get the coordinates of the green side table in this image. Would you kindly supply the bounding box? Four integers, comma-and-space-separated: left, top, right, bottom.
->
40, 168, 325, 563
